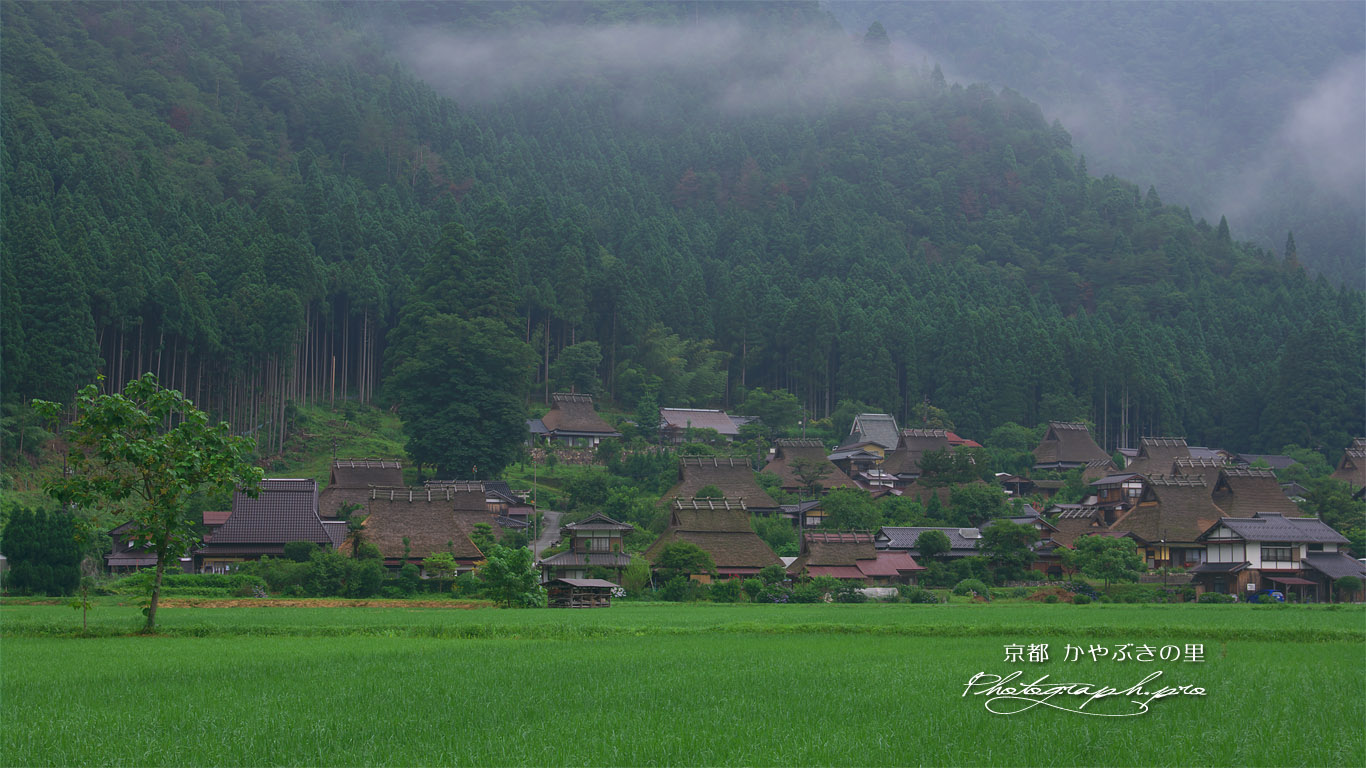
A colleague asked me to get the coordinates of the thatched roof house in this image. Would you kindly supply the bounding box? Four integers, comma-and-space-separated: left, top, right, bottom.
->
763, 439, 857, 494
660, 456, 780, 512
359, 486, 502, 569
1032, 422, 1113, 471
787, 530, 922, 584
318, 458, 405, 520
1330, 438, 1366, 490
530, 393, 621, 447
644, 498, 781, 579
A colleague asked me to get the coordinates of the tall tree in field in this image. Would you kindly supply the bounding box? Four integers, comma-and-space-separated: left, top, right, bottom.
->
1062, 534, 1145, 593
385, 224, 534, 478
34, 374, 261, 632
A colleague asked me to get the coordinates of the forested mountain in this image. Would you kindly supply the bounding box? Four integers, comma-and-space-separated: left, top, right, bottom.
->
2, 1, 1362, 468
825, 1, 1366, 288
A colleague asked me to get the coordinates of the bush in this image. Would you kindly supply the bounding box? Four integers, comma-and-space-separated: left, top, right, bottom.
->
741, 578, 763, 602
709, 579, 742, 603
791, 582, 825, 603
660, 576, 705, 602
283, 540, 317, 563
1198, 592, 1235, 603
1044, 594, 1059, 603
898, 585, 939, 604
1180, 586, 1198, 603
833, 582, 868, 603
952, 578, 991, 599
1062, 579, 1100, 600
1072, 594, 1092, 605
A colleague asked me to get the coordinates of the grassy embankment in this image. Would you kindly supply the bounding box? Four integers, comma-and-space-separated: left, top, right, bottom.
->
3, 602, 1362, 766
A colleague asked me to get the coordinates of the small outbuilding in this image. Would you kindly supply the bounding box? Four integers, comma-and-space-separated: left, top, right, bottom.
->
547, 578, 619, 608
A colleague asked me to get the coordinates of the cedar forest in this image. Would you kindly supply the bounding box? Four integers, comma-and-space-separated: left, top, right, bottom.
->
3, 1, 1363, 477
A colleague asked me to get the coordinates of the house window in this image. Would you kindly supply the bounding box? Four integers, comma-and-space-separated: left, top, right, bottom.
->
585, 537, 611, 552
1308, 543, 1324, 552
1261, 544, 1295, 564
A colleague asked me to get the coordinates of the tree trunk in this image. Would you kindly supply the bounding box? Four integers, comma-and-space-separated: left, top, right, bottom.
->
144, 552, 166, 633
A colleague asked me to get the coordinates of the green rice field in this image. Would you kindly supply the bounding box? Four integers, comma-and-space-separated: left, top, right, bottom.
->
4, 601, 1363, 766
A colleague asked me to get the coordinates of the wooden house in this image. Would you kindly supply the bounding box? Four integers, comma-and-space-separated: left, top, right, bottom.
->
105, 520, 160, 574
658, 408, 743, 443
1032, 421, 1114, 473
763, 439, 858, 496
1193, 512, 1360, 601
1120, 436, 1192, 477
528, 393, 621, 448
538, 512, 633, 582
660, 456, 781, 515
547, 578, 619, 608
358, 485, 505, 572
645, 498, 781, 581
1330, 438, 1366, 491
194, 479, 341, 573
875, 526, 982, 558
844, 413, 901, 451
1105, 474, 1214, 568
879, 428, 953, 483
787, 530, 923, 585
318, 458, 404, 520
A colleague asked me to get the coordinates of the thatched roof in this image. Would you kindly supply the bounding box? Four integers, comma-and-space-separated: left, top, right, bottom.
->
359, 488, 498, 562
881, 429, 951, 476
329, 459, 404, 489
1331, 438, 1366, 489
1213, 468, 1301, 518
541, 393, 619, 436
644, 500, 779, 571
1109, 473, 1214, 543
787, 530, 922, 579
659, 457, 779, 510
1032, 422, 1112, 467
763, 439, 857, 493
1122, 437, 1191, 477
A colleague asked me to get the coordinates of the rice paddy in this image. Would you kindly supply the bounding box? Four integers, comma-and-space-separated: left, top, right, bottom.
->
4, 601, 1363, 766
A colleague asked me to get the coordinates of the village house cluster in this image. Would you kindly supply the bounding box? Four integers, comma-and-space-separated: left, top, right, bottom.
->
109, 393, 1365, 605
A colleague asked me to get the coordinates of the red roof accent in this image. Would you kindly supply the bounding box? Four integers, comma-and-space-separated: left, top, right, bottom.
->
202, 510, 231, 526
945, 431, 982, 448
858, 551, 924, 576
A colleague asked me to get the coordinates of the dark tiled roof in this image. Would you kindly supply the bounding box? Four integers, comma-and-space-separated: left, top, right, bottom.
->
659, 408, 741, 437
541, 393, 620, 436
660, 457, 779, 509
562, 512, 634, 534
1032, 422, 1112, 466
322, 520, 348, 548
1234, 453, 1298, 471
764, 440, 858, 492
537, 551, 632, 568
876, 526, 981, 552
329, 459, 403, 489
203, 479, 332, 547
1302, 552, 1366, 579
1199, 513, 1349, 544
849, 414, 900, 450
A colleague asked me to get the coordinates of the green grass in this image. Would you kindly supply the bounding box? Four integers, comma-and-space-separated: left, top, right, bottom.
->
3, 602, 1363, 766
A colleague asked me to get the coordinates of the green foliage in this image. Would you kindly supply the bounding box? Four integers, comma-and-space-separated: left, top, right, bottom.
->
477, 545, 545, 608
736, 388, 803, 434
978, 520, 1038, 582
1198, 592, 1236, 604
620, 554, 652, 595
948, 483, 1009, 527
820, 489, 882, 531
550, 341, 603, 396
1063, 535, 1146, 591
952, 579, 992, 599
1334, 576, 1363, 602
653, 541, 716, 581
1072, 594, 1092, 605
751, 514, 798, 557
709, 579, 742, 603
469, 523, 497, 555
1, 508, 81, 596
283, 541, 317, 563
34, 374, 261, 631
659, 575, 706, 602
421, 552, 459, 593
915, 530, 953, 563
694, 484, 724, 500
898, 585, 940, 603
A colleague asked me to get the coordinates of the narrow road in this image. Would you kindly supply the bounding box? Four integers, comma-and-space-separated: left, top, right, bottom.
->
532, 506, 563, 560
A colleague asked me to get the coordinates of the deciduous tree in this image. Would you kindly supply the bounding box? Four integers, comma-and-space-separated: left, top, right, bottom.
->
35, 374, 262, 632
